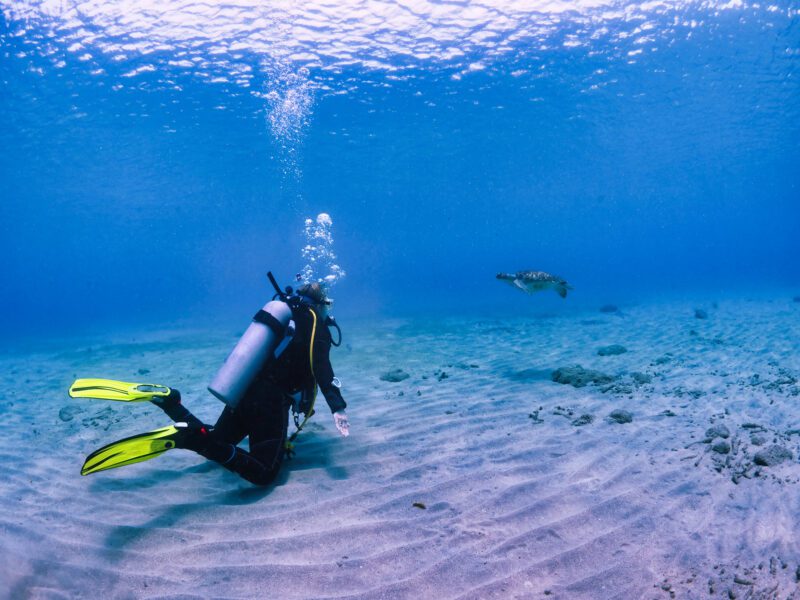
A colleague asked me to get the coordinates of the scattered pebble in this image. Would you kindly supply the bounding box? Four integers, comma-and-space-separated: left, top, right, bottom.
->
750, 434, 766, 446
58, 405, 83, 422
448, 362, 479, 369
706, 424, 731, 439
741, 423, 766, 431
711, 440, 731, 454
631, 372, 652, 385
551, 365, 614, 388
81, 406, 118, 430
608, 409, 633, 424
553, 405, 574, 418
653, 354, 672, 365
753, 445, 792, 467
597, 344, 627, 356
380, 369, 409, 382
695, 309, 708, 319
529, 409, 544, 424
571, 414, 594, 426
137, 368, 150, 375
598, 379, 634, 394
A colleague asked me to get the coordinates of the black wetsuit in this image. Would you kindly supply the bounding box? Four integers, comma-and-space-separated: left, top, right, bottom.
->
161, 303, 345, 486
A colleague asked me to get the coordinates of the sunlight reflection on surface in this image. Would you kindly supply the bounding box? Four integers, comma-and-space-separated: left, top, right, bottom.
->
6, 0, 791, 87
2, 0, 797, 153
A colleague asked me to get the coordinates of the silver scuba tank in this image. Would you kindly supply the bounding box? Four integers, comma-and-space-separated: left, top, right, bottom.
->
208, 299, 293, 408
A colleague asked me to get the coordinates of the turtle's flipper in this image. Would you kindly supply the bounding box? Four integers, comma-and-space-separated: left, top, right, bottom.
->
556, 282, 573, 298
513, 279, 532, 293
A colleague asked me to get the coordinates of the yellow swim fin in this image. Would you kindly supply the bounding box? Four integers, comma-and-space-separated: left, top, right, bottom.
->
69, 378, 172, 402
81, 425, 184, 476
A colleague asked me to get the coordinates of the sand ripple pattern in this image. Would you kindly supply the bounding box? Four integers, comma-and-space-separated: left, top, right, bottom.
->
1, 297, 800, 597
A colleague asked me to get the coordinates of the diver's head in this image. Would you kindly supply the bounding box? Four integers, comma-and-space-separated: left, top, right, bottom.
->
297, 282, 327, 304
297, 282, 332, 317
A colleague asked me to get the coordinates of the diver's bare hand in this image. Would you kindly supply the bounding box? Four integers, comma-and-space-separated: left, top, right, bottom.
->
333, 410, 350, 437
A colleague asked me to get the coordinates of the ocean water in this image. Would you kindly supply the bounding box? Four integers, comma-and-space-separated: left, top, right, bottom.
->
3, 4, 800, 597
1, 2, 798, 336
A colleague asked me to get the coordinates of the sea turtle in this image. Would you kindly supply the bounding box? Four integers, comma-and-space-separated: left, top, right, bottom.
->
496, 271, 573, 298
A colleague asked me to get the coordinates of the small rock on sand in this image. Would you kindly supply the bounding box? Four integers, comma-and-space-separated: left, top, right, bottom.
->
631, 372, 652, 385
750, 434, 766, 446
653, 354, 672, 365
58, 405, 83, 422
138, 368, 150, 375
571, 414, 594, 426
380, 369, 410, 382
598, 344, 627, 356
711, 440, 731, 454
753, 445, 793, 466
705, 424, 730, 439
694, 309, 708, 319
608, 409, 633, 424
599, 304, 618, 313
551, 365, 614, 388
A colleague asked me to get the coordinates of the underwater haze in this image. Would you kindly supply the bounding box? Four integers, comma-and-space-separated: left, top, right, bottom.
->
1, 0, 799, 339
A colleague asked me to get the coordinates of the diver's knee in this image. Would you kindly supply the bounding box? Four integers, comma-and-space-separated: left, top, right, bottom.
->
247, 467, 280, 486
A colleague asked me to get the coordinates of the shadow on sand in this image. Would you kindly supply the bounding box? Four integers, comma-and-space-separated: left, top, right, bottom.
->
98, 431, 348, 557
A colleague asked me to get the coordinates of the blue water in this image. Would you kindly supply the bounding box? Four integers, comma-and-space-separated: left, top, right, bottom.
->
1, 1, 798, 340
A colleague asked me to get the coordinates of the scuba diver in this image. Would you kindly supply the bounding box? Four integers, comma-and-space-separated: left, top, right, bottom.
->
69, 275, 350, 486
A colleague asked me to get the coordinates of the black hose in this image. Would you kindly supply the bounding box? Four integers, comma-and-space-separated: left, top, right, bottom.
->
327, 316, 342, 347
267, 271, 285, 299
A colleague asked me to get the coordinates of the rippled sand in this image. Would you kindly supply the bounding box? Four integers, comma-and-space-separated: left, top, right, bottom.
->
2, 297, 800, 598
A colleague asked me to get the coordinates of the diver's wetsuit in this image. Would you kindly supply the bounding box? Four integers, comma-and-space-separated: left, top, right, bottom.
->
161, 303, 345, 486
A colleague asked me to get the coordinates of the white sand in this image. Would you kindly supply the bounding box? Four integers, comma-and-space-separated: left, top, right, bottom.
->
2, 296, 800, 599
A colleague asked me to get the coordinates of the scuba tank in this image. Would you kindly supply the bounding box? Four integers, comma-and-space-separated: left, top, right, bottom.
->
208, 272, 343, 411
207, 273, 293, 409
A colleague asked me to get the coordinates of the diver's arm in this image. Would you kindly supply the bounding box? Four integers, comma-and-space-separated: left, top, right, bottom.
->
321, 378, 349, 437
313, 327, 347, 413
312, 326, 350, 436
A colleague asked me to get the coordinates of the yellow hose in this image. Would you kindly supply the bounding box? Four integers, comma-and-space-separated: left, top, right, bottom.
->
291, 306, 318, 439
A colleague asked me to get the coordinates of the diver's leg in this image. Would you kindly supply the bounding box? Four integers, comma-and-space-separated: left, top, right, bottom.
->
150, 389, 203, 427
153, 387, 249, 444
238, 385, 290, 483
211, 381, 289, 485
211, 405, 248, 446
179, 381, 289, 486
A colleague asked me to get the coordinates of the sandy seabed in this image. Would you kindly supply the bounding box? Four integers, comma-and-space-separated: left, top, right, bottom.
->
2, 296, 800, 599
